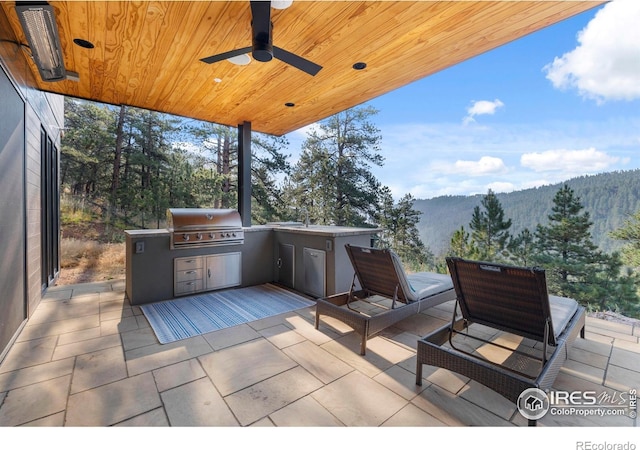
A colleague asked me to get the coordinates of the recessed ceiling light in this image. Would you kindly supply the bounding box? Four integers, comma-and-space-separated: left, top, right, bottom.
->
285, 102, 295, 107
73, 38, 94, 49
214, 78, 222, 83
228, 54, 251, 66
353, 62, 367, 70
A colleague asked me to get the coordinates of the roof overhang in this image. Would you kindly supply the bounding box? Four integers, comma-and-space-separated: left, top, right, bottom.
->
0, 1, 606, 136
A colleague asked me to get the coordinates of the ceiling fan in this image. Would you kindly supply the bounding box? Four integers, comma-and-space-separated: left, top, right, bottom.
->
200, 1, 322, 76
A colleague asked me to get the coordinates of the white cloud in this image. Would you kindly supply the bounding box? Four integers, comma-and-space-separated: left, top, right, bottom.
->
291, 122, 321, 138
486, 181, 516, 194
409, 179, 488, 199
520, 148, 619, 173
463, 99, 504, 125
544, 0, 640, 102
447, 156, 508, 176
371, 117, 640, 199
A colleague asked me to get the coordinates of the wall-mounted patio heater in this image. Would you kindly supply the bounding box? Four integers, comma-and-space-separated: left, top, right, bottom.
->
15, 2, 67, 82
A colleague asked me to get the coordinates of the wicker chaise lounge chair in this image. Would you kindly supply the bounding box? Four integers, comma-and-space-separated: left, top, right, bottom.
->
416, 257, 586, 426
314, 244, 456, 355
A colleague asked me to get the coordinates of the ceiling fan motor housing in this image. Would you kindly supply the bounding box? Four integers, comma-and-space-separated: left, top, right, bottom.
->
252, 21, 274, 62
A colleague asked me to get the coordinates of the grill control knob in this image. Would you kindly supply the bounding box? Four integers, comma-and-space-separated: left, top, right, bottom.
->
232, 232, 236, 237
196, 233, 203, 240
183, 234, 190, 241
209, 232, 215, 239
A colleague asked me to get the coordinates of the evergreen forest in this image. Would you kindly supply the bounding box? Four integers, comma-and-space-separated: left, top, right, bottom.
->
415, 170, 640, 257
60, 98, 640, 317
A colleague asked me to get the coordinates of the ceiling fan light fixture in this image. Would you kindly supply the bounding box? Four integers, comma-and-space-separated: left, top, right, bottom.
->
285, 102, 295, 107
271, 0, 293, 10
228, 54, 251, 66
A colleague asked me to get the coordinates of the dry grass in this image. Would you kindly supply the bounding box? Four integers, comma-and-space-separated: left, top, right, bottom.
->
58, 238, 125, 285
56, 196, 128, 285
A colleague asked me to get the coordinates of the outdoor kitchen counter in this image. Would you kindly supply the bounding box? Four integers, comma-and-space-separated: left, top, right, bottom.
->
125, 225, 380, 305
125, 229, 169, 238
269, 224, 381, 237
269, 225, 380, 298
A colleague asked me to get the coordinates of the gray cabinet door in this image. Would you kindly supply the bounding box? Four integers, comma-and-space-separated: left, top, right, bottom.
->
303, 248, 326, 298
277, 243, 295, 289
206, 252, 242, 290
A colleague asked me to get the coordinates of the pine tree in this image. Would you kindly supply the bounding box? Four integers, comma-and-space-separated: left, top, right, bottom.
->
610, 209, 640, 269
469, 189, 512, 261
587, 251, 640, 317
375, 186, 396, 250
507, 228, 535, 266
533, 184, 639, 317
534, 185, 602, 300
249, 133, 292, 224
377, 191, 434, 271
448, 225, 477, 260
289, 106, 383, 227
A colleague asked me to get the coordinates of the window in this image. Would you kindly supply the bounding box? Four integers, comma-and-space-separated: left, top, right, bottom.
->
41, 127, 60, 288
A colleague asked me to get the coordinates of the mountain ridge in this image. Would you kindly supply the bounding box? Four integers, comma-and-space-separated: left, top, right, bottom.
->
413, 169, 640, 257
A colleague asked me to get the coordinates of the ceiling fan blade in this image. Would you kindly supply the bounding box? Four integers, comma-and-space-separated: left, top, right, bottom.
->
200, 47, 252, 64
273, 46, 322, 76
201, 1, 320, 76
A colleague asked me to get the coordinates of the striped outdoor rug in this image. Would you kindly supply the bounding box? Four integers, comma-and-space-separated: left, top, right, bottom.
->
140, 284, 316, 344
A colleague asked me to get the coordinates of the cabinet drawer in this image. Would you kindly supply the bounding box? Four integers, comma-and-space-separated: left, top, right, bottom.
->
175, 257, 203, 271
175, 268, 203, 283
175, 279, 204, 296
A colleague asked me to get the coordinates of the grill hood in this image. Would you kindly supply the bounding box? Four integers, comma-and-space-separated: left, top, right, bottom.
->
167, 208, 244, 248
167, 208, 242, 230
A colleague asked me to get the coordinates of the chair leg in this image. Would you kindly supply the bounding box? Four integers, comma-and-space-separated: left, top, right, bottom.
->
314, 311, 320, 330
416, 362, 423, 386
360, 336, 367, 355
528, 419, 537, 427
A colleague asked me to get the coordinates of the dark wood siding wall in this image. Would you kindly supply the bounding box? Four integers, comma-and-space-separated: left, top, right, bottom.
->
0, 33, 64, 358
0, 65, 26, 359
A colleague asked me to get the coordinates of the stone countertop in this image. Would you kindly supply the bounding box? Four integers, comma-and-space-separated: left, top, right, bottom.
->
126, 225, 381, 238
125, 229, 169, 238
270, 225, 381, 237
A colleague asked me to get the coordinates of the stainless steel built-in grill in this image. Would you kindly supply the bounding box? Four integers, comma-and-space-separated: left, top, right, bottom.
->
167, 208, 244, 249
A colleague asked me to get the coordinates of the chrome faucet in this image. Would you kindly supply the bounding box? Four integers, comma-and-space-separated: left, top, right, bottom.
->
287, 205, 310, 227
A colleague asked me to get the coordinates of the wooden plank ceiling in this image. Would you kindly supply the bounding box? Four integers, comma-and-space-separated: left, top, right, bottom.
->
0, 1, 604, 136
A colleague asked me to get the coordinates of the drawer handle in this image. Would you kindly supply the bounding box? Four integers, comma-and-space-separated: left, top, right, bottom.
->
185, 270, 196, 274
186, 282, 194, 286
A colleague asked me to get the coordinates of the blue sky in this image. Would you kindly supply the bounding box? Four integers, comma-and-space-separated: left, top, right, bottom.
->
287, 0, 640, 200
